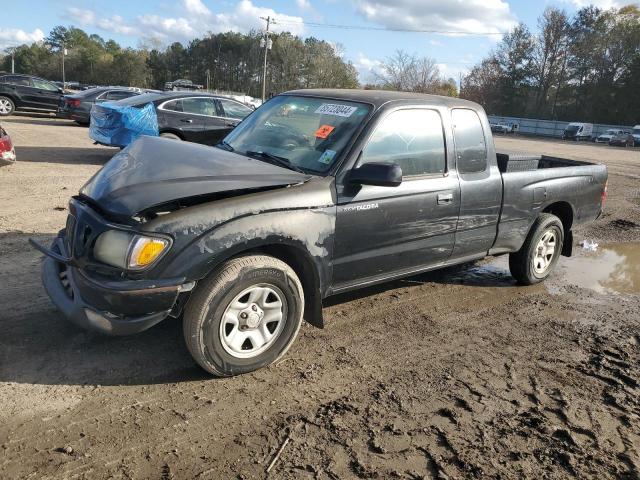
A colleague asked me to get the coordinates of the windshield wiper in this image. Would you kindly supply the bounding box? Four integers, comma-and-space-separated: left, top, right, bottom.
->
216, 140, 234, 151
245, 150, 306, 174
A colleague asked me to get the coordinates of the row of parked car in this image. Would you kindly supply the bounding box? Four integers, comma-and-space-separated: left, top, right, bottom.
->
490, 118, 640, 147
0, 73, 255, 148
561, 122, 639, 147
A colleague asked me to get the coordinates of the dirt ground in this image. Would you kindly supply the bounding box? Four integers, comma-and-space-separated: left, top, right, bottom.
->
0, 116, 639, 479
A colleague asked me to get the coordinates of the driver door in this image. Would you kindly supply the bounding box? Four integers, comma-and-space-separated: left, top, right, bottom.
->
332, 108, 460, 289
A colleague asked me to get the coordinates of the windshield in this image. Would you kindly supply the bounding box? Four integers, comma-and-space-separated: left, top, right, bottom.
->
565, 125, 580, 133
633, 128, 640, 135
221, 95, 371, 174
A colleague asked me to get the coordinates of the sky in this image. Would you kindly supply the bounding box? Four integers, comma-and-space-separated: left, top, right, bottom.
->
1, 0, 633, 85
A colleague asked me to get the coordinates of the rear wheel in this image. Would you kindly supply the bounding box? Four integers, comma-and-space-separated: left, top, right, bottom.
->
0, 96, 15, 116
183, 255, 304, 377
160, 132, 181, 140
509, 213, 564, 285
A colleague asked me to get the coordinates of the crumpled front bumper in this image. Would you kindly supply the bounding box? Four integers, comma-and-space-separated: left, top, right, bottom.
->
38, 237, 190, 335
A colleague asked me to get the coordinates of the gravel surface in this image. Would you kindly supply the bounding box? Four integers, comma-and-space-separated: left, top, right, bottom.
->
0, 117, 639, 479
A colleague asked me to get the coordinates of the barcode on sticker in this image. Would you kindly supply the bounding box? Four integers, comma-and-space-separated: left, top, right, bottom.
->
315, 104, 357, 117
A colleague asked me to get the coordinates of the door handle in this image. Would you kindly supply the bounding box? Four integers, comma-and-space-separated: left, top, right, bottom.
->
180, 119, 193, 123
437, 193, 454, 205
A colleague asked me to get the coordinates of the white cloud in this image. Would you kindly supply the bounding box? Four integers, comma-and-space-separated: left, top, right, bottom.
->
96, 16, 136, 36
66, 7, 96, 25
565, 0, 623, 8
66, 7, 137, 36
354, 52, 384, 82
296, 0, 313, 9
0, 28, 45, 49
354, 0, 517, 36
63, 0, 304, 45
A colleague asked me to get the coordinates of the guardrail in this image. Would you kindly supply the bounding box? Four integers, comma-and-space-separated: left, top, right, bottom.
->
487, 115, 637, 139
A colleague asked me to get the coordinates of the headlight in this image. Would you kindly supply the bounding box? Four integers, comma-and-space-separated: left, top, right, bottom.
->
93, 230, 170, 270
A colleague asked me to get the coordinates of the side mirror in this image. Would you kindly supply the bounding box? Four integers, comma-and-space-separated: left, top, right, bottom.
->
348, 162, 402, 187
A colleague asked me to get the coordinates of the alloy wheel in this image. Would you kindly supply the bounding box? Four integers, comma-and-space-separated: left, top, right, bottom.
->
219, 284, 286, 358
532, 229, 557, 274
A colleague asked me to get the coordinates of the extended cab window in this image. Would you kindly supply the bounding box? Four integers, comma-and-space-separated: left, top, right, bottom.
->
452, 109, 487, 173
361, 109, 445, 177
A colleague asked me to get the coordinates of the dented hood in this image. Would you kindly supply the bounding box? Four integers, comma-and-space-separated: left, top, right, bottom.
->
80, 136, 310, 217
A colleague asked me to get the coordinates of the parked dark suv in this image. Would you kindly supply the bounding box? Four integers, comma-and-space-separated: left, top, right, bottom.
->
58, 87, 145, 125
0, 74, 63, 116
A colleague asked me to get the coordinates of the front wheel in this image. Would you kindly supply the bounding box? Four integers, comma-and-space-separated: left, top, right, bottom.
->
0, 96, 15, 116
183, 255, 304, 377
509, 213, 564, 285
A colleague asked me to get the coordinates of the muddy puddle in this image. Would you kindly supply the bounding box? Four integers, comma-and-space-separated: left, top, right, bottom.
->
554, 242, 640, 294
450, 242, 640, 295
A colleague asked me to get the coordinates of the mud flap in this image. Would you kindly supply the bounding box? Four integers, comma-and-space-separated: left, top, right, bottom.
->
562, 230, 573, 257
305, 290, 324, 328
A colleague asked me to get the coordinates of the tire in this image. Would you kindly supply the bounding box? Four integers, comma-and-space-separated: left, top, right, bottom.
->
160, 132, 181, 140
183, 255, 304, 377
509, 213, 564, 285
0, 96, 15, 116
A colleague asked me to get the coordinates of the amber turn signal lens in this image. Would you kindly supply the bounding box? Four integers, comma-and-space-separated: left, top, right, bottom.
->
128, 237, 169, 268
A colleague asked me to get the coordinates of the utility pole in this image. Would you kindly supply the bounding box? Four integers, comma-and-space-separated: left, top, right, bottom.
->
9, 48, 15, 73
61, 42, 66, 90
260, 15, 274, 102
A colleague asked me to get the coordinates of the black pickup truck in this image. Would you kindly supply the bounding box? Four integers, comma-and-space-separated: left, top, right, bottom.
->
31, 89, 608, 377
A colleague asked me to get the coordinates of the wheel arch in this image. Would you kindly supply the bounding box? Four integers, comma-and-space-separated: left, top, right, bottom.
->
159, 129, 185, 140
542, 201, 574, 256
201, 240, 325, 329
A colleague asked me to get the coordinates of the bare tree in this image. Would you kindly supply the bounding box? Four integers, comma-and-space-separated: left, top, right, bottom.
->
376, 50, 444, 94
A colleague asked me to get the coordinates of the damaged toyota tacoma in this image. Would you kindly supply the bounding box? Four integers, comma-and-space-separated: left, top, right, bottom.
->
30, 89, 608, 376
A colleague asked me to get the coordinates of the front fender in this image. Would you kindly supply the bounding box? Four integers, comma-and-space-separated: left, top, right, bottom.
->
163, 208, 334, 281
159, 207, 335, 328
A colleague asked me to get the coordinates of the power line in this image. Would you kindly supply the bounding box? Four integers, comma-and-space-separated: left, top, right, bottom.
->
274, 20, 507, 36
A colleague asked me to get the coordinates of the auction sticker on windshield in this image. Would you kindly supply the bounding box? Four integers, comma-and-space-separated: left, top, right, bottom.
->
315, 104, 358, 117
315, 124, 335, 139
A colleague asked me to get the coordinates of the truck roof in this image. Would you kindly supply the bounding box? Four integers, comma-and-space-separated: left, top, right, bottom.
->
282, 88, 481, 111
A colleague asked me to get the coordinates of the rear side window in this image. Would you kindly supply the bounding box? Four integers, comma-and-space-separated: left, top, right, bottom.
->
104, 90, 138, 100
183, 97, 216, 116
162, 99, 183, 112
452, 109, 487, 174
219, 98, 252, 120
3, 75, 30, 86
360, 109, 446, 177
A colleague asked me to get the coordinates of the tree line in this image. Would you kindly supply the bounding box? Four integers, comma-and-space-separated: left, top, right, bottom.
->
1, 26, 359, 97
461, 4, 640, 125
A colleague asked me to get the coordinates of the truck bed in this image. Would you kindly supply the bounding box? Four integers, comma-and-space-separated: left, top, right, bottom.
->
490, 152, 607, 256
496, 152, 593, 173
